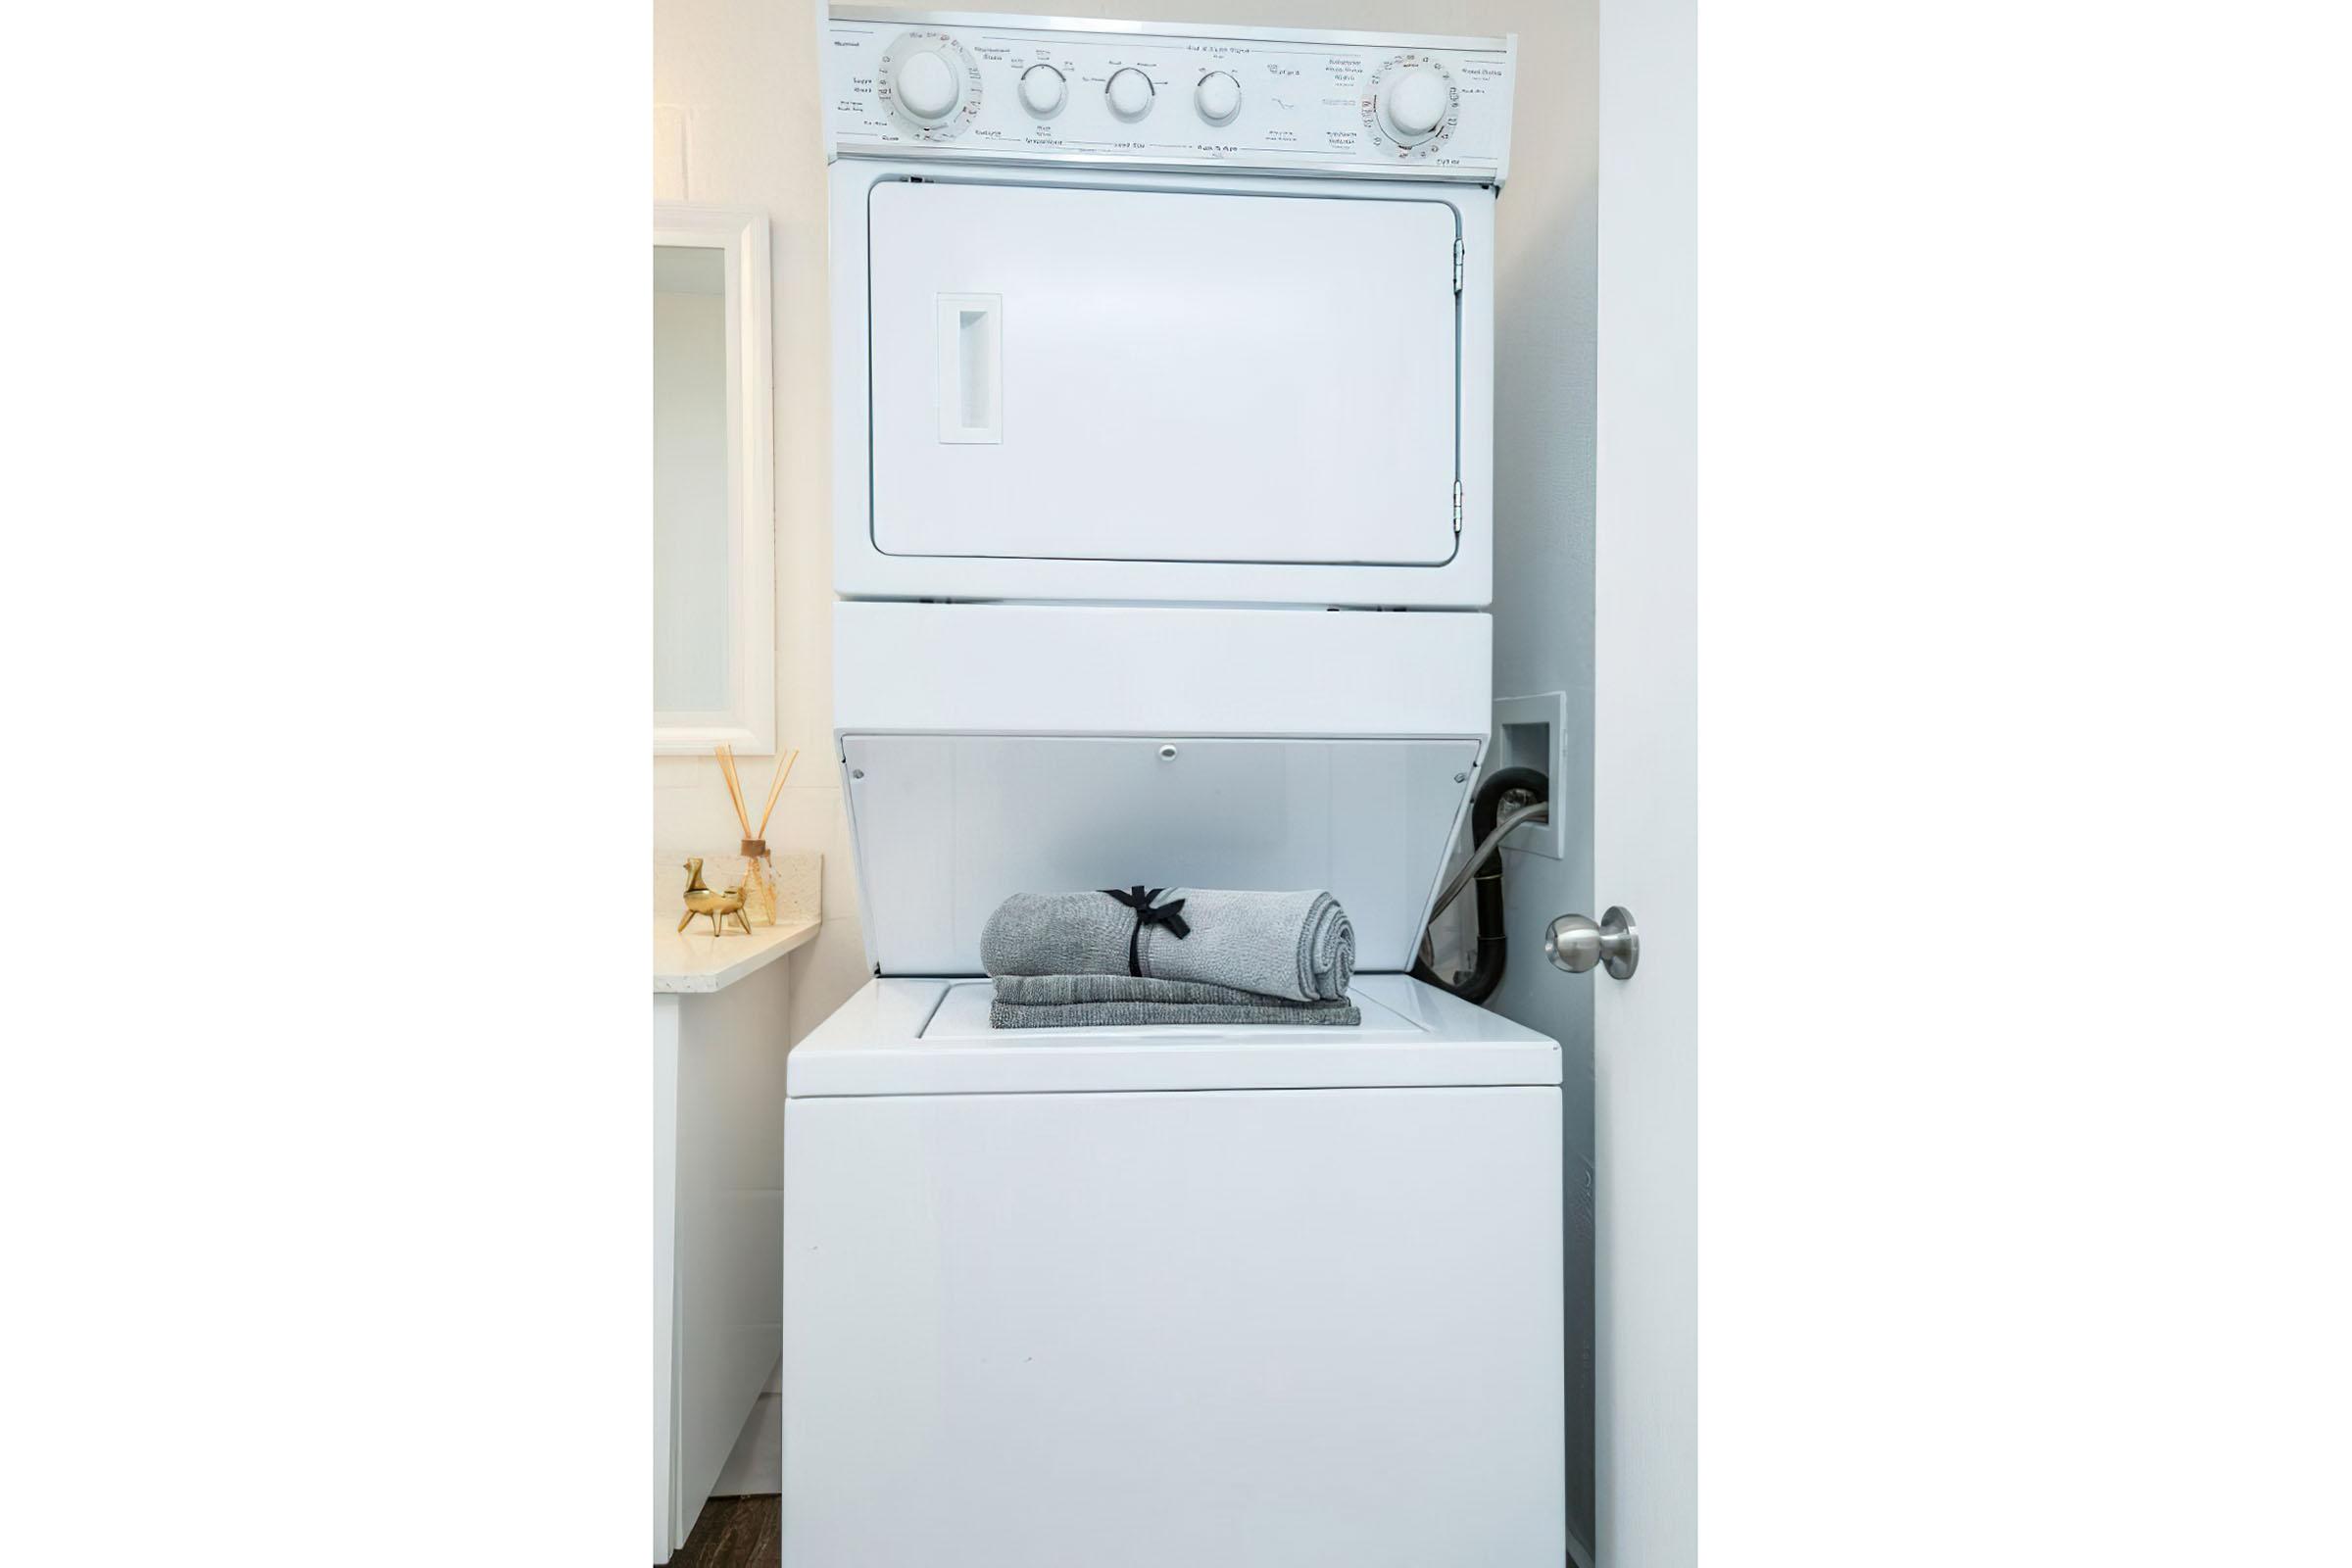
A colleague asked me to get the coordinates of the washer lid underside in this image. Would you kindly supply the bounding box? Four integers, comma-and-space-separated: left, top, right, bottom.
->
841, 732, 1481, 978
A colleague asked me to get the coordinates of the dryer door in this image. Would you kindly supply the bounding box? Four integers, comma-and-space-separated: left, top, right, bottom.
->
864, 178, 1461, 567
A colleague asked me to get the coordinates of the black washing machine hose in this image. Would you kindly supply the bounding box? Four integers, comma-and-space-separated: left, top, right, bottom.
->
1412, 764, 1549, 1005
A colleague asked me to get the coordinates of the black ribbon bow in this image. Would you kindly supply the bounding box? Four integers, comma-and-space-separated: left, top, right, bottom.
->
1102, 886, 1190, 977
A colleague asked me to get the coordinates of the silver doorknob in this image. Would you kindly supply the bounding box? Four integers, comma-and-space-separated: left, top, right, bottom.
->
1544, 906, 1639, 979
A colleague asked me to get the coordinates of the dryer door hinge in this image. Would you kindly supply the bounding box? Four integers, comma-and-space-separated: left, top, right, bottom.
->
1452, 480, 1464, 533
1452, 238, 1465, 293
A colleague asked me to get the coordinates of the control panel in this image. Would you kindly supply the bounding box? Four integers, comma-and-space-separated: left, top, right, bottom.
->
822, 8, 1515, 184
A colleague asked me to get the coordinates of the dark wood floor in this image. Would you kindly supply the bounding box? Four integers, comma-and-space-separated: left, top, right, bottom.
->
669, 1495, 778, 1568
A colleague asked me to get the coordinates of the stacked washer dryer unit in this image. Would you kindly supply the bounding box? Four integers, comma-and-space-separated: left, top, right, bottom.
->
788, 11, 1562, 1565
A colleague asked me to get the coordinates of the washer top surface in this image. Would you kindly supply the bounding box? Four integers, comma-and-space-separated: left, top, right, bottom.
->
787, 973, 1561, 1098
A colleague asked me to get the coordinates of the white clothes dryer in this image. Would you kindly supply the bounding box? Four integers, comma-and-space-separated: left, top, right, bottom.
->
821, 7, 1514, 608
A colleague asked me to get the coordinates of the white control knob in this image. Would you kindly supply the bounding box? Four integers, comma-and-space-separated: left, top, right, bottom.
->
1382, 69, 1448, 140
1018, 64, 1066, 117
1105, 67, 1154, 121
1195, 71, 1241, 123
895, 49, 961, 122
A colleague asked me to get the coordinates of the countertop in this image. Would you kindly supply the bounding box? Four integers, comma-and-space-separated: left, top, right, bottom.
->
654, 914, 821, 994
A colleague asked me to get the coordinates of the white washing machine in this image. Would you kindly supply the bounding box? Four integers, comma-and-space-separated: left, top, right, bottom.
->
787, 13, 1562, 1564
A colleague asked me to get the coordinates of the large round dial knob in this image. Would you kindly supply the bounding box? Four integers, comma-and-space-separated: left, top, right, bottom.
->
1018, 64, 1066, 117
1105, 67, 1154, 121
1381, 69, 1448, 140
1195, 71, 1241, 123
895, 49, 961, 122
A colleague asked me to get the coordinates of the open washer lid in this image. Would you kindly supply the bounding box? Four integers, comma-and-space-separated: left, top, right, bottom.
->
786, 975, 1561, 1098
843, 733, 1481, 977
832, 602, 1497, 979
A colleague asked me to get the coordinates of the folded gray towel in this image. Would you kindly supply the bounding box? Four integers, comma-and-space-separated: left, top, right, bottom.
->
994, 973, 1346, 1009
991, 997, 1362, 1029
981, 889, 1355, 1003
991, 974, 1360, 1029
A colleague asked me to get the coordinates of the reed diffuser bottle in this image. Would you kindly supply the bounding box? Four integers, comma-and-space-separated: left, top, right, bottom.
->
736, 837, 777, 926
713, 744, 798, 927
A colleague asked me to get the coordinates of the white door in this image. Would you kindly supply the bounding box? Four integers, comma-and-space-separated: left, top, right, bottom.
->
865, 178, 1461, 565
1592, 0, 1696, 1560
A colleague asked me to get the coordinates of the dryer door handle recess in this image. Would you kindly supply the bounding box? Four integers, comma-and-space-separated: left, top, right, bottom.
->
936, 293, 1002, 444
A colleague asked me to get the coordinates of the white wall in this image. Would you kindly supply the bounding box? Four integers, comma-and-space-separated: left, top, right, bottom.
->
654, 0, 871, 1040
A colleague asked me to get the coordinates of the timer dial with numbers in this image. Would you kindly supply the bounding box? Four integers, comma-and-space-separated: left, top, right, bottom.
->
878, 31, 982, 138
1361, 54, 1461, 160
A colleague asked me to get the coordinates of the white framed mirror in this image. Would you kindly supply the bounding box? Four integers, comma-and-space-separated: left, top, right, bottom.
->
654, 204, 774, 755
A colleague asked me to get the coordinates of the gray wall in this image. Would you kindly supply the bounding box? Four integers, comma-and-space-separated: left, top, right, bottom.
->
1375, 1, 1598, 1550
1482, 4, 1600, 1553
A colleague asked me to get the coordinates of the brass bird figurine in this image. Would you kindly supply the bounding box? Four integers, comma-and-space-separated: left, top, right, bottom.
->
679, 857, 754, 936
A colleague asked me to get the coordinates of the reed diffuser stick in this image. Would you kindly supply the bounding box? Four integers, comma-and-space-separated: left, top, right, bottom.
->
756, 749, 800, 841
714, 744, 752, 837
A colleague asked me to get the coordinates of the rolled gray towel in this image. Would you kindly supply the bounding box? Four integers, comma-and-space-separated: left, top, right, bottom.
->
981, 888, 1355, 1003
